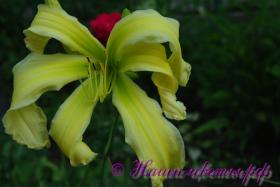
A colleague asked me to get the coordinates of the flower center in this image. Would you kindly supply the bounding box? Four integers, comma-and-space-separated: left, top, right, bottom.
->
86, 57, 113, 102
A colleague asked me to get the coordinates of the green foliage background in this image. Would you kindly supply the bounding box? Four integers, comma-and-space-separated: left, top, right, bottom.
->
0, 0, 279, 186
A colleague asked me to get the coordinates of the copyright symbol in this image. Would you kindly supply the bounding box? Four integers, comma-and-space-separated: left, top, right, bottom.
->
111, 162, 125, 176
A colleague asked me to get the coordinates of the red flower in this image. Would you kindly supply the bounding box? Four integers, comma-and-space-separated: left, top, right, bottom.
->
90, 12, 121, 46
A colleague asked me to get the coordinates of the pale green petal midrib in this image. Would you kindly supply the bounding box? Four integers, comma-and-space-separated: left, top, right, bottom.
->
58, 83, 96, 142
15, 109, 38, 145
116, 87, 162, 164
60, 100, 93, 152
125, 92, 169, 167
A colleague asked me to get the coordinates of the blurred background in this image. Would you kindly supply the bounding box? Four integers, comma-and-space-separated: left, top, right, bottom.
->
0, 0, 279, 186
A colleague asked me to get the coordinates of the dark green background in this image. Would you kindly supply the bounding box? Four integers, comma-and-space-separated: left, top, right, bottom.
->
0, 0, 279, 186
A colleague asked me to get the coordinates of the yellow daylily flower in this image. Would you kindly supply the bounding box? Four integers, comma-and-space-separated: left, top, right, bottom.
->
2, 0, 191, 186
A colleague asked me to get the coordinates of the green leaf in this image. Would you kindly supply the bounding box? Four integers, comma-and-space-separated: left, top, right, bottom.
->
192, 118, 228, 135
266, 65, 280, 78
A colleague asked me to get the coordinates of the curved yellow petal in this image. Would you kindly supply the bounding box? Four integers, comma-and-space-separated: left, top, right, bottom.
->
118, 43, 172, 76
107, 9, 190, 86
113, 74, 185, 187
11, 53, 88, 109
24, 30, 50, 53
2, 104, 49, 149
24, 4, 105, 62
107, 10, 191, 120
22, 0, 61, 53
2, 53, 89, 149
50, 78, 98, 166
152, 73, 187, 120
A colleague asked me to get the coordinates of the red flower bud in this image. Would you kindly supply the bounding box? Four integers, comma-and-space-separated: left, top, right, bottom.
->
90, 12, 121, 46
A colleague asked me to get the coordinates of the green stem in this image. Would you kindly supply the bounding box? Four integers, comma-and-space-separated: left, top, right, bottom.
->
62, 156, 69, 187
100, 110, 119, 187
80, 165, 90, 187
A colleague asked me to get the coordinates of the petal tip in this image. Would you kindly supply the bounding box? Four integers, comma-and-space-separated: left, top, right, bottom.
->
2, 106, 50, 150
180, 61, 191, 86
69, 142, 98, 166
163, 110, 186, 121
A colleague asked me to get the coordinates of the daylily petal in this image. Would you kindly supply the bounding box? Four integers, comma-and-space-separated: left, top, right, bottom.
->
24, 30, 50, 53
152, 73, 186, 120
118, 43, 186, 120
113, 74, 185, 186
108, 10, 191, 120
11, 53, 88, 108
107, 9, 190, 86
118, 43, 172, 76
50, 78, 98, 166
24, 4, 105, 62
2, 104, 49, 149
45, 0, 61, 8
119, 42, 188, 120
22, 0, 61, 53
2, 53, 89, 149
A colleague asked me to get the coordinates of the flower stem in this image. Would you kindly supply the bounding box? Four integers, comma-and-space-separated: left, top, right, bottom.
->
62, 155, 69, 187
100, 109, 119, 187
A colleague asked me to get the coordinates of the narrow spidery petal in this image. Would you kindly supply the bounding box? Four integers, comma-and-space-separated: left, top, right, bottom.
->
107, 9, 190, 86
113, 74, 185, 187
108, 10, 191, 120
23, 0, 62, 53
24, 4, 105, 61
152, 73, 187, 120
118, 43, 172, 76
2, 53, 88, 149
11, 53, 88, 108
50, 78, 98, 166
